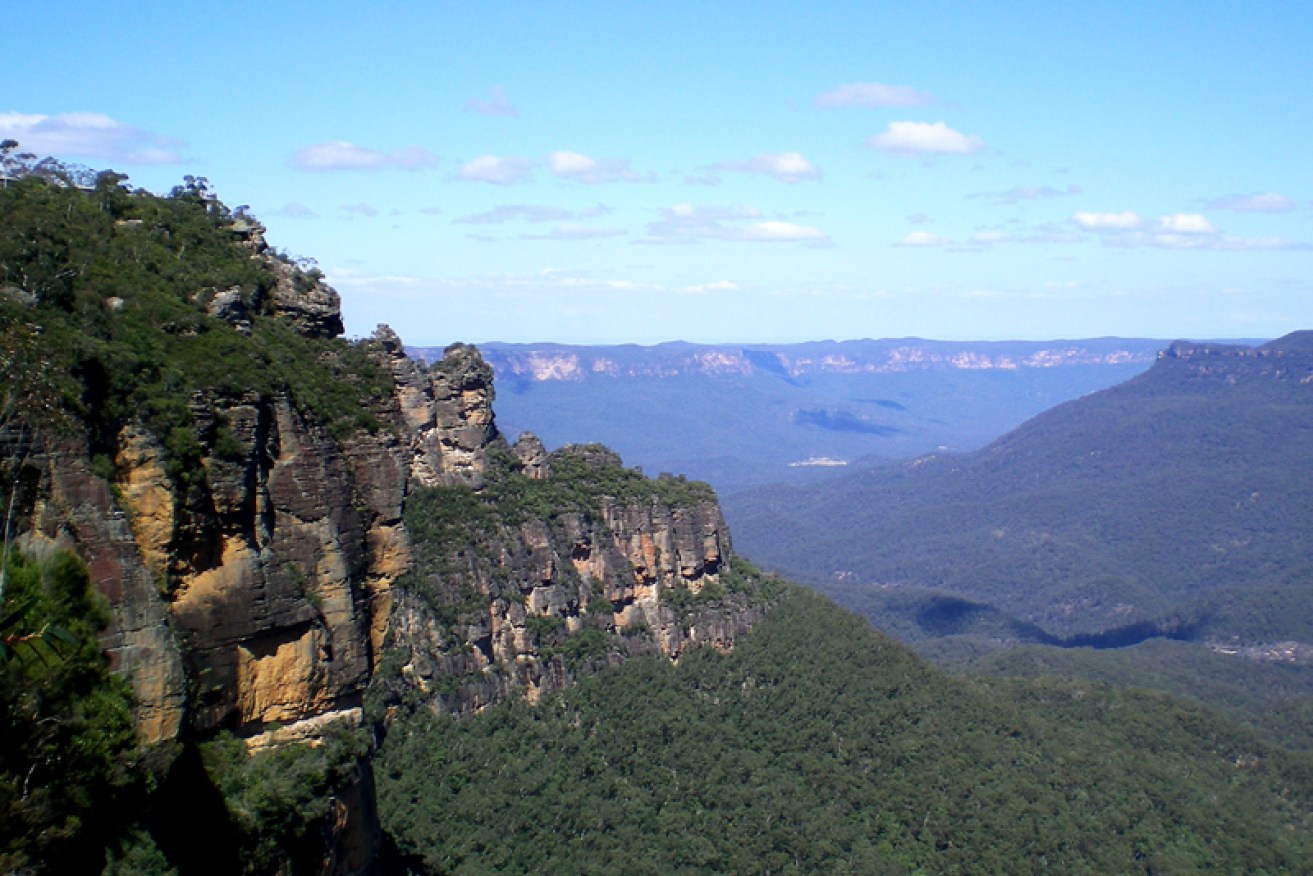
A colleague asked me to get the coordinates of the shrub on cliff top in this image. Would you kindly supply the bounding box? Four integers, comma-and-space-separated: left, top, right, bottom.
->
0, 166, 392, 473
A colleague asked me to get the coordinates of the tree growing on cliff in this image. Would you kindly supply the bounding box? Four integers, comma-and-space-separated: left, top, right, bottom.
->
0, 549, 149, 873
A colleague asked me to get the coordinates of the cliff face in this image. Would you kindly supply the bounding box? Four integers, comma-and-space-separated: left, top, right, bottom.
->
1, 188, 770, 873
382, 458, 763, 716
426, 339, 1165, 382
15, 297, 750, 744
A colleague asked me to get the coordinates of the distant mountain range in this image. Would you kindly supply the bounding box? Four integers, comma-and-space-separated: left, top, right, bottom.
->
727, 332, 1313, 655
409, 338, 1174, 490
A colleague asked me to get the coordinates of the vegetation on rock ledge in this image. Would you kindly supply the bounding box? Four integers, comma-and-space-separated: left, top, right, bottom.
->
0, 162, 393, 473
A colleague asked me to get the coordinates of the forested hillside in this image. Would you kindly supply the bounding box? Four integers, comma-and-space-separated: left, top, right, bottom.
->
377, 588, 1313, 874
728, 334, 1313, 738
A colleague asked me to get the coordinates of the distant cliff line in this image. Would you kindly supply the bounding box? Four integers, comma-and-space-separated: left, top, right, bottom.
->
409, 338, 1201, 383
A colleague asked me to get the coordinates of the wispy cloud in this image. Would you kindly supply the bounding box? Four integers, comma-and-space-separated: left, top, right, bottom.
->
456, 155, 535, 184
520, 223, 626, 240
1073, 209, 1309, 250
1204, 192, 1294, 213
641, 204, 829, 245
815, 82, 934, 109
292, 141, 438, 172
710, 152, 822, 184
464, 85, 518, 117
275, 202, 317, 219
0, 111, 183, 164
970, 184, 1081, 205
548, 151, 652, 184
341, 203, 379, 217
896, 231, 950, 247
455, 204, 574, 225
868, 121, 985, 156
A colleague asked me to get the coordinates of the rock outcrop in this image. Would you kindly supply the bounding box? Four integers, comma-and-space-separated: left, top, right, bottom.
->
1158, 332, 1313, 383
383, 466, 763, 716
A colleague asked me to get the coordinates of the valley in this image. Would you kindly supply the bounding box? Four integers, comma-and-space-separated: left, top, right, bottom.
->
410, 338, 1167, 491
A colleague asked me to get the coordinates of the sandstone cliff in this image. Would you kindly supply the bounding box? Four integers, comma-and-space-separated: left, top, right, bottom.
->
0, 195, 772, 873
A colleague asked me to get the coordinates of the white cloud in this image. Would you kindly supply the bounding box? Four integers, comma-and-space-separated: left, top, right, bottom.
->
0, 111, 183, 164
681, 280, 741, 294
1157, 213, 1216, 234
1205, 192, 1294, 213
738, 221, 827, 241
464, 85, 518, 117
712, 151, 822, 184
869, 121, 984, 156
642, 204, 829, 245
457, 155, 534, 184
815, 82, 934, 108
1073, 211, 1144, 230
293, 141, 438, 172
548, 151, 651, 183
896, 231, 950, 247
1073, 209, 1309, 250
295, 142, 387, 171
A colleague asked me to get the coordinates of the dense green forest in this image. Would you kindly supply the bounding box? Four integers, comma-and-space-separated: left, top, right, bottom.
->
377, 588, 1313, 874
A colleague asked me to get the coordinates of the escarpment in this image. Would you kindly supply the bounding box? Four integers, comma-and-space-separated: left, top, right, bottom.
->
0, 173, 774, 873
14, 308, 768, 738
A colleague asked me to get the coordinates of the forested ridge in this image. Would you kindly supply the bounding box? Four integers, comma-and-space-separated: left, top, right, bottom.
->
726, 333, 1313, 741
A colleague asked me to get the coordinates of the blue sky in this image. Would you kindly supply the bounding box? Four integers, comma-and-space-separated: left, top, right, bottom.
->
5, 1, 1311, 345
